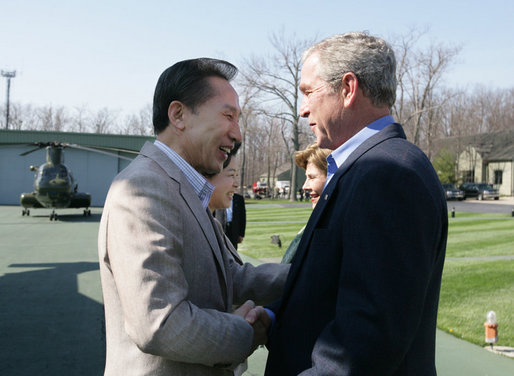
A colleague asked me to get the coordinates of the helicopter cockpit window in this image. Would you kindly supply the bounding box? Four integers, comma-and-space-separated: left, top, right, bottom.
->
43, 167, 56, 177
40, 166, 67, 177
38, 166, 69, 183
58, 166, 68, 177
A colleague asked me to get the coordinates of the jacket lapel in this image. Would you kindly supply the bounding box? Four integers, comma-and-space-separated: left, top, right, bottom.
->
213, 217, 244, 265
279, 123, 406, 306
139, 142, 229, 294
207, 210, 232, 309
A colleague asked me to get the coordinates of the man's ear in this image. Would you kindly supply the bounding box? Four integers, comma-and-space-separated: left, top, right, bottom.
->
341, 72, 359, 107
168, 101, 185, 130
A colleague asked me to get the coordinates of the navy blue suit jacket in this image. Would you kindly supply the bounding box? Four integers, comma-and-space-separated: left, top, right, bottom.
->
265, 123, 448, 375
215, 193, 246, 250
226, 193, 246, 250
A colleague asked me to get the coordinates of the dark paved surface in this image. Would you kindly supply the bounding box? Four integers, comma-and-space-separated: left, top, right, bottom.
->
0, 206, 105, 375
1, 203, 513, 375
446, 197, 514, 214
251, 197, 514, 214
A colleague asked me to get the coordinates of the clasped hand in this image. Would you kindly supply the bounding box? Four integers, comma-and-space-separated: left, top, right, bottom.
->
234, 300, 271, 353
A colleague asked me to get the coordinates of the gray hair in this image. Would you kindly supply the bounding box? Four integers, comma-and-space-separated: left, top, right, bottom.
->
303, 32, 397, 108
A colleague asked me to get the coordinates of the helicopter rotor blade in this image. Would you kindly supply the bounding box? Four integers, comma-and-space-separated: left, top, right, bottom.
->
20, 146, 44, 156
66, 143, 136, 161
19, 142, 61, 156
77, 144, 139, 155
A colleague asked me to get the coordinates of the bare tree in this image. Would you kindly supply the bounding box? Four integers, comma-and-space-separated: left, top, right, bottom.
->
468, 86, 514, 133
234, 85, 259, 195
244, 113, 268, 191
35, 105, 70, 131
392, 29, 461, 152
120, 104, 153, 135
240, 31, 316, 200
70, 105, 92, 133
1, 103, 37, 130
440, 86, 514, 139
91, 107, 118, 134
263, 116, 283, 196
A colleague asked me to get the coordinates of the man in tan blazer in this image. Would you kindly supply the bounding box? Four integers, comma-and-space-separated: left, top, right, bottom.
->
98, 58, 289, 375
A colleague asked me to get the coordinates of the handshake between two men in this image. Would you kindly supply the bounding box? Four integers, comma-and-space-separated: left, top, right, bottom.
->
234, 300, 271, 355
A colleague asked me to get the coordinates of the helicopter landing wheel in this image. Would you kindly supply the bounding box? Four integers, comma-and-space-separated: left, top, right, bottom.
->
50, 211, 58, 221
83, 209, 92, 216
22, 209, 31, 216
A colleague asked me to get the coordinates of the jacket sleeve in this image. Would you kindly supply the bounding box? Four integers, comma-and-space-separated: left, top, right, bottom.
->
230, 259, 290, 307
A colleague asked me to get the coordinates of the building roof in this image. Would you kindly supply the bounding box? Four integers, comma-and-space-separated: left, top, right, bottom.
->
0, 129, 154, 151
259, 162, 306, 187
436, 129, 514, 161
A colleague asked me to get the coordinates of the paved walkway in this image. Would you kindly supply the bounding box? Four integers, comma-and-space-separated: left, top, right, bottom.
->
0, 204, 512, 375
246, 333, 514, 375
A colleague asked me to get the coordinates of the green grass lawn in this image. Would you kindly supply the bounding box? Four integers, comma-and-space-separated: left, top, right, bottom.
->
239, 201, 514, 347
440, 212, 514, 347
239, 204, 310, 259
438, 259, 514, 347
447, 214, 514, 258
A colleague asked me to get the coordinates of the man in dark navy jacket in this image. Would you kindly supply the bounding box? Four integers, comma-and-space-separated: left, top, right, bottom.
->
225, 192, 246, 249
265, 32, 448, 376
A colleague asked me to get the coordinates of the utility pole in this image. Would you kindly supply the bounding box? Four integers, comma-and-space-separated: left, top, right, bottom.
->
1, 70, 16, 130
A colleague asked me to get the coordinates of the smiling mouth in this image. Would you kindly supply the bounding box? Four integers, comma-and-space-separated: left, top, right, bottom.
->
219, 146, 232, 157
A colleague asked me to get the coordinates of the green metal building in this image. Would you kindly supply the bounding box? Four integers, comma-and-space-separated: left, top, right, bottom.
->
0, 129, 154, 207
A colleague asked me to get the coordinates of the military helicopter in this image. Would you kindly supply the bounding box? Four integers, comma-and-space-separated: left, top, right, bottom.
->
20, 142, 137, 221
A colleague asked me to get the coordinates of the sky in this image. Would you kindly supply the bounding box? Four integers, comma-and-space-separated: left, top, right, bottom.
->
1, 0, 513, 118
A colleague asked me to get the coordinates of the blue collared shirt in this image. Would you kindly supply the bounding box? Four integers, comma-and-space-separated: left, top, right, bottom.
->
154, 140, 214, 210
325, 115, 395, 188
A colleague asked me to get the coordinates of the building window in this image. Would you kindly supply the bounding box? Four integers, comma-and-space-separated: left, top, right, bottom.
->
462, 170, 475, 182
494, 170, 503, 185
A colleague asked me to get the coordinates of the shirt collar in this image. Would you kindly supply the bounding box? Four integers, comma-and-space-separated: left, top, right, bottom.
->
325, 115, 394, 187
154, 140, 214, 209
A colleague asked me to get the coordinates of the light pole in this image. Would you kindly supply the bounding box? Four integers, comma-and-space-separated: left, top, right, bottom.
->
1, 70, 16, 130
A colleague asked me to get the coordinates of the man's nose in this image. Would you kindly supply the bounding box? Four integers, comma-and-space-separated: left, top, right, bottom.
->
299, 97, 309, 118
230, 121, 242, 143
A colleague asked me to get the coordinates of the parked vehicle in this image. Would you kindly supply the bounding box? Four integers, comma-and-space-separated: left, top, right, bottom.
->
459, 183, 499, 200
441, 183, 464, 200
275, 181, 290, 197
252, 181, 268, 197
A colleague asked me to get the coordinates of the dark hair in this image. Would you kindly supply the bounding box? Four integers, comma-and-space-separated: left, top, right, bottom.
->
152, 58, 238, 134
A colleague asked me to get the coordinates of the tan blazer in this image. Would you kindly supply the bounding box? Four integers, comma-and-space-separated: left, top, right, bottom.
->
98, 142, 288, 375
